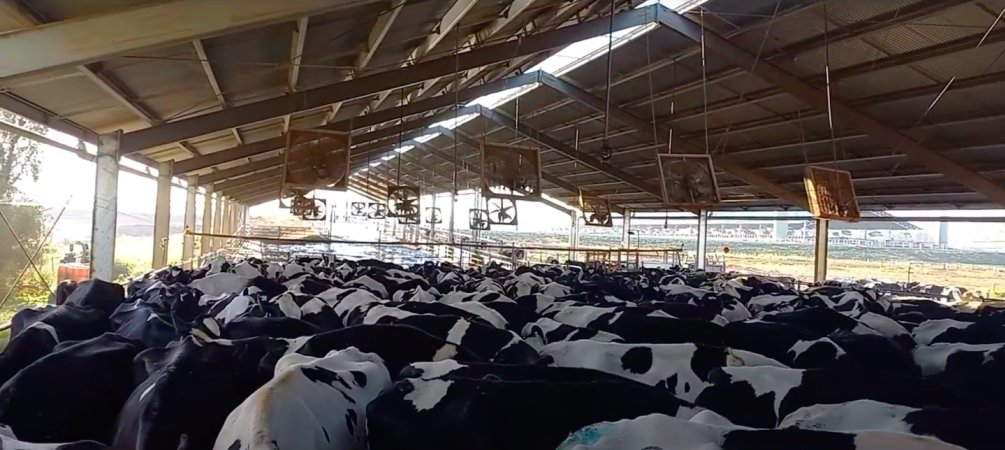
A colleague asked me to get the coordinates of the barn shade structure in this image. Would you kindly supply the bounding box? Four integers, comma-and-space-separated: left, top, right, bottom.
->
1, 0, 1004, 279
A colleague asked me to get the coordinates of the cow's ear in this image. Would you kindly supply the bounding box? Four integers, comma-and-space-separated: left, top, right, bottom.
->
134, 346, 170, 384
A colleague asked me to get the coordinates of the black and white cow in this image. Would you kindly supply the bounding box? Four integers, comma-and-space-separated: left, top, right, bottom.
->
0, 333, 143, 444
214, 347, 392, 450
366, 367, 700, 450
521, 317, 624, 348
780, 399, 1003, 450
112, 336, 288, 450
557, 412, 963, 450
292, 324, 488, 375
695, 365, 965, 428
539, 340, 785, 402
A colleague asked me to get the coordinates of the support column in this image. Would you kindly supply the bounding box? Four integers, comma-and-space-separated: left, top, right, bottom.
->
814, 218, 830, 283
221, 199, 232, 248
182, 175, 197, 268
90, 131, 120, 281
568, 210, 580, 262
621, 209, 632, 248
696, 209, 709, 270
151, 161, 172, 269
200, 186, 214, 258
448, 192, 456, 243
212, 194, 224, 252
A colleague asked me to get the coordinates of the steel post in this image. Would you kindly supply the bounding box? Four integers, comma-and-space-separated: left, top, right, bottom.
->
696, 209, 709, 270
569, 210, 580, 262
814, 218, 830, 282
621, 209, 632, 248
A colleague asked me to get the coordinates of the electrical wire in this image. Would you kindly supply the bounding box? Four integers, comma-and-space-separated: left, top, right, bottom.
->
601, 0, 616, 161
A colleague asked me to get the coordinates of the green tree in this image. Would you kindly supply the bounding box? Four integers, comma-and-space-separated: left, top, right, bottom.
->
0, 110, 50, 317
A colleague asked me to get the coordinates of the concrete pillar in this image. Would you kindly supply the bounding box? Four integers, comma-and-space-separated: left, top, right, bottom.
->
90, 131, 120, 281
938, 221, 949, 248
568, 210, 580, 262
621, 209, 632, 248
696, 209, 709, 270
182, 175, 197, 268
212, 194, 224, 251
774, 210, 790, 241
221, 199, 232, 248
151, 161, 172, 269
814, 218, 830, 283
200, 186, 214, 258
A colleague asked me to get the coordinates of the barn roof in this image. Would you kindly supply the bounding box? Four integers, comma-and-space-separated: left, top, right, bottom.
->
2, 0, 1004, 212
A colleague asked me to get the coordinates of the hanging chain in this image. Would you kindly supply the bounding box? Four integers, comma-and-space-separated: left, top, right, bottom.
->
668, 57, 678, 155
823, 0, 838, 170
645, 25, 659, 155
396, 87, 404, 185
601, 0, 616, 161
699, 8, 710, 156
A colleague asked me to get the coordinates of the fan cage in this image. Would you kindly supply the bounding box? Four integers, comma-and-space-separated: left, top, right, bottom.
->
480, 142, 543, 200
279, 128, 352, 208
656, 154, 721, 208
387, 185, 421, 219
803, 166, 861, 222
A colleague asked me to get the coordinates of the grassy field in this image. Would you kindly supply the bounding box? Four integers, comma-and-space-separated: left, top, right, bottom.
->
484, 231, 1005, 295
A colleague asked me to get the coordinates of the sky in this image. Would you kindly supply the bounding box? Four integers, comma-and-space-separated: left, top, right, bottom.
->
8, 0, 1005, 250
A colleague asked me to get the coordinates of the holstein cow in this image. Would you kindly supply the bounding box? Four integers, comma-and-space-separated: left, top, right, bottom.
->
780, 399, 1005, 450
214, 347, 391, 450
366, 366, 699, 450
111, 336, 288, 450
521, 317, 624, 349
695, 365, 965, 428
539, 340, 786, 403
292, 324, 488, 375
0, 333, 143, 444
557, 413, 964, 450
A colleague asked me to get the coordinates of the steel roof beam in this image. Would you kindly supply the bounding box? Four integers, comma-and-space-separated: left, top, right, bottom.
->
0, 0, 365, 80
192, 39, 244, 146
476, 104, 662, 200
368, 0, 479, 112
658, 7, 1005, 207
429, 125, 619, 212
170, 73, 535, 173
456, 0, 604, 93
117, 5, 661, 153
499, 0, 969, 140
412, 0, 545, 100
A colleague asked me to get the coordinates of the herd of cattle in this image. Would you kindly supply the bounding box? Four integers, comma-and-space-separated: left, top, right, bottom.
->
1, 255, 1003, 449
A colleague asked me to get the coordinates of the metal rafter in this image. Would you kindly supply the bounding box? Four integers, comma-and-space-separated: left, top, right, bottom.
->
454, 0, 603, 93
0, 0, 369, 80
430, 125, 622, 213
367, 0, 479, 112
657, 6, 1005, 207
6, 2, 201, 158
475, 105, 663, 200
171, 71, 532, 174
412, 0, 545, 100
488, 0, 972, 141
192, 39, 245, 146
117, 4, 662, 153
